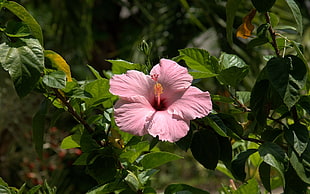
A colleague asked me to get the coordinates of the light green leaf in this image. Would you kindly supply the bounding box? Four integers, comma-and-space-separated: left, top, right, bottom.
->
32, 99, 49, 158
0, 38, 44, 97
226, 0, 242, 45
43, 71, 66, 89
235, 178, 259, 194
125, 171, 141, 192
107, 59, 142, 74
178, 48, 218, 79
83, 79, 113, 108
3, 1, 43, 45
120, 141, 149, 163
285, 0, 303, 35
61, 134, 81, 149
139, 152, 182, 169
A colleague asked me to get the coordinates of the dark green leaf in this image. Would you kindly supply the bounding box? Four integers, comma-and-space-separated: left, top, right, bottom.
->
285, 0, 303, 35
284, 164, 309, 193
289, 149, 310, 184
164, 184, 209, 194
266, 56, 307, 109
206, 114, 228, 137
190, 129, 220, 170
3, 1, 43, 45
298, 95, 310, 114
0, 38, 44, 97
218, 135, 232, 164
226, 0, 242, 45
285, 123, 309, 156
231, 149, 258, 181
139, 152, 182, 169
217, 53, 249, 87
176, 128, 193, 151
43, 71, 66, 89
86, 157, 117, 184
217, 113, 243, 137
259, 162, 271, 192
251, 0, 276, 12
32, 99, 49, 157
178, 48, 219, 79
4, 21, 31, 37
258, 142, 285, 185
80, 131, 100, 153
247, 37, 269, 48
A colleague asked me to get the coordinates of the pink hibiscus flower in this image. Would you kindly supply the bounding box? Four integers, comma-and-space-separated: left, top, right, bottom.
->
109, 59, 212, 142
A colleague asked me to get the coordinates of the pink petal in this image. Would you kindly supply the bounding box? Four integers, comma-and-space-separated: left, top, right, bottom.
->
114, 96, 155, 136
167, 86, 212, 120
109, 70, 154, 102
146, 111, 190, 142
150, 59, 193, 100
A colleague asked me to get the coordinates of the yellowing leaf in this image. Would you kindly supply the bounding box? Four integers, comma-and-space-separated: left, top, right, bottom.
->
44, 50, 72, 81
108, 128, 125, 149
236, 9, 257, 39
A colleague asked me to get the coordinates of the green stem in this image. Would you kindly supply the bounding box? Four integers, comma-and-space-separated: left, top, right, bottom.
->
265, 12, 280, 57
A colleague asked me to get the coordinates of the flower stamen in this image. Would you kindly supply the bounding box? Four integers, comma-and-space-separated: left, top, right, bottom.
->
151, 74, 163, 107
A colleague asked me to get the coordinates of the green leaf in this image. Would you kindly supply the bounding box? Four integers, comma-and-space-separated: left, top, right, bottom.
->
231, 149, 257, 181
258, 142, 285, 185
3, 1, 43, 45
164, 184, 209, 194
32, 99, 49, 157
247, 37, 269, 48
218, 135, 232, 165
83, 79, 113, 108
0, 38, 44, 97
86, 157, 117, 184
285, 0, 303, 35
125, 171, 141, 192
298, 95, 310, 114
87, 65, 103, 80
259, 162, 271, 192
3, 21, 31, 37
289, 149, 310, 184
266, 56, 307, 109
44, 50, 72, 81
190, 129, 220, 170
217, 113, 243, 137
43, 71, 66, 89
178, 48, 219, 79
226, 0, 242, 45
285, 123, 309, 156
107, 59, 142, 74
60, 133, 81, 149
251, 0, 276, 12
120, 141, 149, 163
138, 169, 158, 185
234, 178, 259, 194
217, 53, 249, 87
205, 114, 228, 137
139, 151, 182, 169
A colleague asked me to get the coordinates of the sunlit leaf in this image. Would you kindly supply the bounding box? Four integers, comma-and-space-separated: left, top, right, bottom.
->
107, 59, 142, 74
234, 178, 259, 194
236, 9, 256, 39
44, 50, 72, 81
61, 134, 81, 149
0, 38, 44, 97
178, 48, 219, 79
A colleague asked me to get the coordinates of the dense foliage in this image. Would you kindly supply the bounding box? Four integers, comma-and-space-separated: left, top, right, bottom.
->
0, 0, 309, 193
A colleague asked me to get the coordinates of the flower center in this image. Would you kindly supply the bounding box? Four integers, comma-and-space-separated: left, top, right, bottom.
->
151, 74, 165, 110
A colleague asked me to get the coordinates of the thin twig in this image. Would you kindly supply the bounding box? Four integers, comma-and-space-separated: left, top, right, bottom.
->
52, 88, 94, 134
265, 12, 280, 57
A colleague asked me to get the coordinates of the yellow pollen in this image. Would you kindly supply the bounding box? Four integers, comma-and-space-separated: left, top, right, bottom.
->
154, 82, 163, 106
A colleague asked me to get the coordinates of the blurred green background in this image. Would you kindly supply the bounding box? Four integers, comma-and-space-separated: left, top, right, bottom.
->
0, 0, 309, 193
